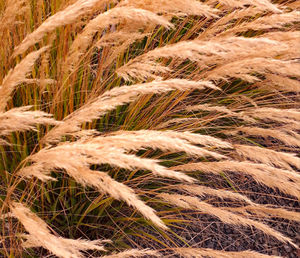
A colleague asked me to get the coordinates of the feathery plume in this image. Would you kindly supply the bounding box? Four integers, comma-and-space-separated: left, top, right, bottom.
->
235, 144, 300, 171
159, 193, 296, 246
43, 79, 218, 143
13, 0, 106, 56
0, 106, 59, 137
181, 184, 300, 222
88, 130, 231, 160
173, 247, 280, 258
19, 131, 239, 227
66, 7, 173, 70
117, 37, 286, 81
0, 46, 49, 111
228, 205, 300, 222
262, 74, 300, 92
207, 0, 281, 13
19, 135, 202, 182
10, 202, 106, 258
244, 108, 300, 127
173, 161, 300, 199
59, 167, 168, 229
102, 249, 161, 258
120, 0, 218, 17
0, 0, 29, 36
230, 127, 300, 147
186, 104, 254, 122
179, 184, 255, 205
205, 58, 300, 82
218, 11, 300, 37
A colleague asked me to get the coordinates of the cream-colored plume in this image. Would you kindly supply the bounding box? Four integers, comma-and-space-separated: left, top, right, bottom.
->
10, 202, 106, 258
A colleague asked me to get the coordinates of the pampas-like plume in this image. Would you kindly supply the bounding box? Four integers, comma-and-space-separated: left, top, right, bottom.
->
0, 0, 29, 36
204, 58, 300, 82
181, 184, 300, 222
0, 46, 49, 111
20, 132, 214, 182
262, 74, 300, 92
65, 6, 173, 70
173, 161, 300, 199
54, 167, 167, 229
94, 31, 149, 70
43, 79, 218, 143
243, 107, 300, 128
105, 130, 232, 148
230, 127, 300, 147
158, 193, 296, 247
207, 0, 281, 13
117, 37, 287, 81
10, 202, 106, 258
173, 247, 279, 257
218, 11, 300, 37
120, 0, 218, 17
179, 184, 255, 205
235, 144, 300, 171
227, 205, 300, 222
261, 31, 300, 59
89, 130, 231, 159
102, 249, 161, 258
186, 104, 254, 122
0, 106, 60, 137
198, 7, 260, 40
12, 0, 108, 57
19, 129, 238, 227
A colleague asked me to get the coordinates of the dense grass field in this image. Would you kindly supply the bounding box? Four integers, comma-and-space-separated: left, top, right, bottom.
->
0, 0, 299, 257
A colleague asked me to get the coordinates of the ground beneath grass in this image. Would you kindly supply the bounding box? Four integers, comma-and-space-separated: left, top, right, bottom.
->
127, 174, 300, 257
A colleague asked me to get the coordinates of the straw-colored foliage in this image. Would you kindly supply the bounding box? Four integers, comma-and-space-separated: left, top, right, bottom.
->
0, 0, 299, 257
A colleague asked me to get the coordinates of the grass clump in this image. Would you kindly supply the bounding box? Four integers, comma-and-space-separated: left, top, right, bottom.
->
0, 0, 299, 257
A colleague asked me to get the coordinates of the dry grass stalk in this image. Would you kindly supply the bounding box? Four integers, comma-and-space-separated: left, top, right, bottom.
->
198, 7, 261, 40
117, 37, 288, 81
120, 0, 218, 17
186, 104, 254, 122
235, 144, 300, 171
94, 31, 149, 70
243, 107, 300, 127
102, 249, 161, 258
66, 6, 173, 70
89, 130, 231, 159
158, 193, 296, 246
227, 205, 300, 222
207, 0, 281, 13
204, 58, 300, 82
181, 184, 300, 222
173, 161, 300, 199
173, 247, 280, 257
179, 184, 255, 205
10, 202, 106, 258
262, 74, 300, 92
262, 31, 300, 59
20, 133, 205, 182
0, 106, 59, 143
109, 130, 232, 148
58, 167, 167, 229
0, 0, 29, 37
230, 127, 300, 147
43, 79, 218, 143
217, 11, 300, 37
19, 128, 241, 227
0, 46, 49, 111
12, 0, 108, 57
